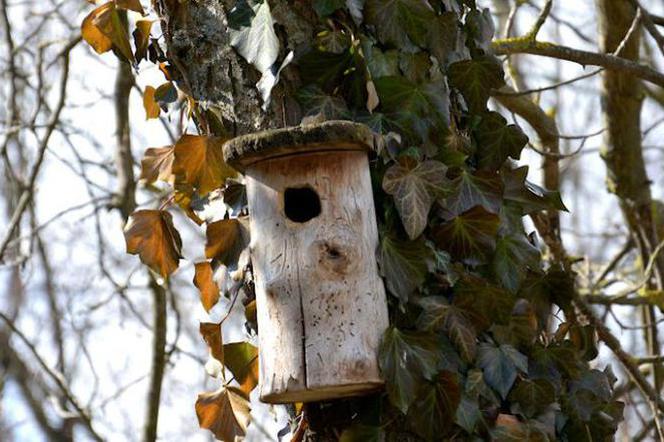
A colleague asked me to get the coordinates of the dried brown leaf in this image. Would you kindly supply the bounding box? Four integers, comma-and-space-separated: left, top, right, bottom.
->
124, 210, 182, 277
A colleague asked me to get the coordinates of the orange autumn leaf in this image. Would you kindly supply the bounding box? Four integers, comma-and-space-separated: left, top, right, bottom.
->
133, 19, 154, 62
124, 210, 182, 277
205, 218, 250, 266
140, 146, 174, 184
115, 0, 144, 14
143, 86, 161, 120
81, 1, 135, 62
200, 322, 224, 364
194, 262, 220, 312
173, 135, 237, 195
196, 386, 251, 441
81, 2, 114, 54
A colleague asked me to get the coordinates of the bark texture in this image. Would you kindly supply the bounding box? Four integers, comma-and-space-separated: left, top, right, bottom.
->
155, 0, 317, 135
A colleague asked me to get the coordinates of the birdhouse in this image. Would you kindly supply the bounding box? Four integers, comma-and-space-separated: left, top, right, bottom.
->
223, 121, 389, 403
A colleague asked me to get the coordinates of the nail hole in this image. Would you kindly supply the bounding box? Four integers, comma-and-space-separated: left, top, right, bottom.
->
284, 186, 321, 223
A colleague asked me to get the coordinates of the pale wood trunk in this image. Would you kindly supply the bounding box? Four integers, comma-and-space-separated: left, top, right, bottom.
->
229, 125, 388, 403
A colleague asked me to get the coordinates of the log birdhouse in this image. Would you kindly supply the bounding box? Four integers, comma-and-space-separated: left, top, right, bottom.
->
223, 121, 389, 403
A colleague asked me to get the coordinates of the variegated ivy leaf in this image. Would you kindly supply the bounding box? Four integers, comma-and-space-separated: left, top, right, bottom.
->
383, 159, 449, 239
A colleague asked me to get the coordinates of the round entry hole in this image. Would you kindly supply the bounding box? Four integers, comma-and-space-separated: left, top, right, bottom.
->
284, 187, 321, 223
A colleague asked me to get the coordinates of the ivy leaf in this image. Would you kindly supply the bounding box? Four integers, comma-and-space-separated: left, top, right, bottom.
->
339, 424, 383, 442
200, 322, 224, 365
508, 379, 555, 418
492, 234, 541, 293
426, 12, 459, 66
432, 206, 500, 262
142, 86, 161, 120
361, 43, 399, 78
475, 112, 528, 170
408, 371, 461, 440
383, 159, 449, 239
227, 0, 255, 29
378, 233, 430, 303
346, 0, 365, 24
140, 146, 174, 184
503, 166, 567, 214
455, 394, 482, 433
399, 51, 431, 83
297, 85, 349, 120
378, 327, 441, 413
132, 19, 153, 62
257, 51, 294, 110
205, 218, 250, 267
194, 262, 220, 312
154, 82, 178, 107
115, 0, 144, 14
124, 210, 182, 278
477, 342, 527, 399
313, 0, 345, 17
492, 414, 549, 441
299, 48, 367, 108
223, 342, 259, 394
448, 56, 504, 113
417, 297, 477, 362
443, 170, 503, 217
173, 135, 237, 195
365, 0, 435, 47
195, 386, 251, 441
374, 76, 450, 143
229, 0, 278, 74
81, 2, 135, 63
454, 275, 516, 330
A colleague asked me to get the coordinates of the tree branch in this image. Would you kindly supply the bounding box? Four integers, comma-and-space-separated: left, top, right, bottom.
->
492, 39, 664, 88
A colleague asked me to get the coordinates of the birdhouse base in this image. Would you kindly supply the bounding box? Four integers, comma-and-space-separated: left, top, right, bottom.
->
260, 381, 384, 404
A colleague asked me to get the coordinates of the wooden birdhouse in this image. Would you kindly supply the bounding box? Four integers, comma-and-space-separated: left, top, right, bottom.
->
223, 121, 389, 403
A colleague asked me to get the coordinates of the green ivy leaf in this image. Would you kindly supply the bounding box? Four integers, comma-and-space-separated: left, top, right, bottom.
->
313, 0, 345, 17
417, 297, 477, 362
477, 342, 527, 399
399, 51, 431, 83
375, 76, 450, 143
455, 394, 482, 433
361, 41, 400, 78
426, 12, 460, 66
502, 166, 568, 214
432, 206, 500, 262
378, 233, 430, 303
474, 112, 528, 170
443, 170, 504, 217
454, 275, 516, 329
227, 0, 255, 29
509, 379, 555, 418
365, 0, 436, 47
383, 159, 449, 239
378, 327, 441, 413
339, 424, 383, 442
408, 371, 461, 440
492, 234, 541, 293
448, 56, 504, 113
296, 85, 349, 119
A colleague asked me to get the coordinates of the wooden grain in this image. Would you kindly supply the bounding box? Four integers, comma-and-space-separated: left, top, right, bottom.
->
246, 150, 388, 403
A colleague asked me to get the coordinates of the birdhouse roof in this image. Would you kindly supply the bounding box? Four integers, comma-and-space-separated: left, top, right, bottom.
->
222, 120, 380, 171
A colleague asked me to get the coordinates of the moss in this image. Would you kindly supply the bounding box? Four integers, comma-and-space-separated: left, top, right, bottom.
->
222, 120, 380, 170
